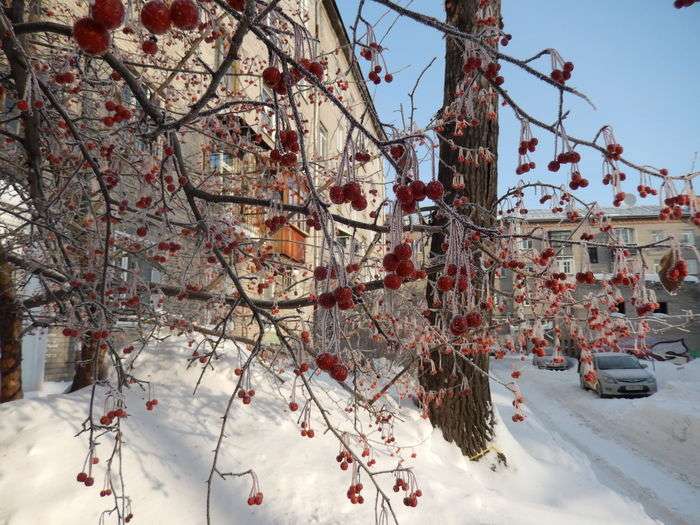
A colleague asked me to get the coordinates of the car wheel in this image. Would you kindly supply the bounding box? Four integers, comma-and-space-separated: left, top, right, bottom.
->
595, 382, 607, 398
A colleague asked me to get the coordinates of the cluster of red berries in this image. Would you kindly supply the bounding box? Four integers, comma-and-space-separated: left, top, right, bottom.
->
246, 492, 264, 506
392, 478, 422, 507
693, 211, 700, 226
73, 0, 125, 55
237, 387, 255, 405
300, 421, 315, 438
54, 71, 76, 84
141, 0, 199, 38
62, 327, 80, 337
609, 272, 639, 287
316, 352, 349, 382
329, 180, 367, 211
395, 178, 445, 213
602, 171, 626, 186
76, 471, 95, 487
134, 195, 153, 209
547, 150, 581, 172
145, 398, 159, 411
336, 450, 353, 471
665, 258, 688, 283
660, 194, 690, 220
102, 100, 132, 127
605, 142, 624, 160
612, 191, 627, 207
99, 407, 126, 425
575, 271, 596, 284
263, 214, 288, 233
551, 61, 574, 84
318, 285, 355, 311
99, 488, 113, 497
530, 337, 548, 356
535, 247, 556, 266
544, 273, 571, 294
449, 312, 483, 336
383, 243, 422, 290
483, 61, 505, 86
367, 64, 392, 84
261, 59, 324, 96
436, 272, 469, 294
511, 370, 521, 379
515, 137, 538, 175
293, 362, 310, 377
673, 0, 697, 7
635, 301, 660, 316
122, 345, 134, 354
462, 55, 482, 74
569, 171, 589, 190
346, 482, 365, 504
636, 184, 657, 198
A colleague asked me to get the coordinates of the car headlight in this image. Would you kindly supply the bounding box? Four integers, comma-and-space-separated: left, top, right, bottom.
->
599, 374, 618, 384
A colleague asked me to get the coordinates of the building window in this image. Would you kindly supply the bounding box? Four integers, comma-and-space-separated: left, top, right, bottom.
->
680, 230, 695, 245
651, 230, 665, 244
587, 246, 599, 264
687, 259, 699, 275
654, 302, 668, 314
286, 176, 308, 233
260, 85, 273, 128
318, 123, 328, 161
548, 230, 572, 256
210, 151, 233, 171
558, 257, 574, 275
521, 238, 533, 250
613, 227, 635, 246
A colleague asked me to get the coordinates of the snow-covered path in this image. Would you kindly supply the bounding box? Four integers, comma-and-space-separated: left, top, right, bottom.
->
492, 357, 700, 525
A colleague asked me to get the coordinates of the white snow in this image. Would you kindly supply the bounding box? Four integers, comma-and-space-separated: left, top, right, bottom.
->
492, 356, 700, 525
0, 336, 675, 525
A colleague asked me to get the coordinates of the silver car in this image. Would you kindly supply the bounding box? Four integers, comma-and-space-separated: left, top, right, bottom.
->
532, 347, 568, 370
579, 352, 657, 397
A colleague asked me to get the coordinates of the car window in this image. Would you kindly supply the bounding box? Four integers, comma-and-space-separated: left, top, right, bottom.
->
595, 355, 641, 370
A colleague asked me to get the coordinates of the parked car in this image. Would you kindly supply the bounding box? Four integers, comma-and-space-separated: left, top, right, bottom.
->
532, 348, 568, 370
579, 352, 657, 397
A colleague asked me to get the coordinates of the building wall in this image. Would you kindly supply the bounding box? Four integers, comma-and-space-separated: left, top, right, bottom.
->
497, 208, 699, 353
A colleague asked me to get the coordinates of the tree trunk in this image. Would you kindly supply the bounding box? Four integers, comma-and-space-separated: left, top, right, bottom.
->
0, 248, 23, 402
70, 335, 106, 392
419, 0, 500, 458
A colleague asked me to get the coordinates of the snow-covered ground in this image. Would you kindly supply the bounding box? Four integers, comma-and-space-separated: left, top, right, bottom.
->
492, 356, 700, 525
0, 336, 682, 525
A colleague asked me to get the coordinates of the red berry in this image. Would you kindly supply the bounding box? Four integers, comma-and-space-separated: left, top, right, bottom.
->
141, 1, 171, 35
425, 180, 444, 200
383, 274, 401, 290
76, 472, 88, 482
330, 363, 348, 382
262, 66, 281, 88
142, 39, 158, 55
90, 0, 125, 30
73, 18, 111, 55
170, 0, 199, 30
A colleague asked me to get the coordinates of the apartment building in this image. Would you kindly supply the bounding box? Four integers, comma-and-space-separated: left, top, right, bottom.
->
2, 0, 386, 387
498, 205, 700, 352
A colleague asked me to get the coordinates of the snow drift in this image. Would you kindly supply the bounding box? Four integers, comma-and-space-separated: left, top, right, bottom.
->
0, 337, 656, 524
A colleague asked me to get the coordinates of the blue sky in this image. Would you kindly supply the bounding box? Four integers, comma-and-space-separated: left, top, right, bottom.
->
338, 0, 700, 208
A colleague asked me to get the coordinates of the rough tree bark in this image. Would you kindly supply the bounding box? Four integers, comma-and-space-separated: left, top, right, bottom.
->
0, 248, 23, 402
419, 0, 499, 458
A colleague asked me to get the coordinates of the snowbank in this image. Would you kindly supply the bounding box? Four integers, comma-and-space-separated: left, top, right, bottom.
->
0, 337, 655, 525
